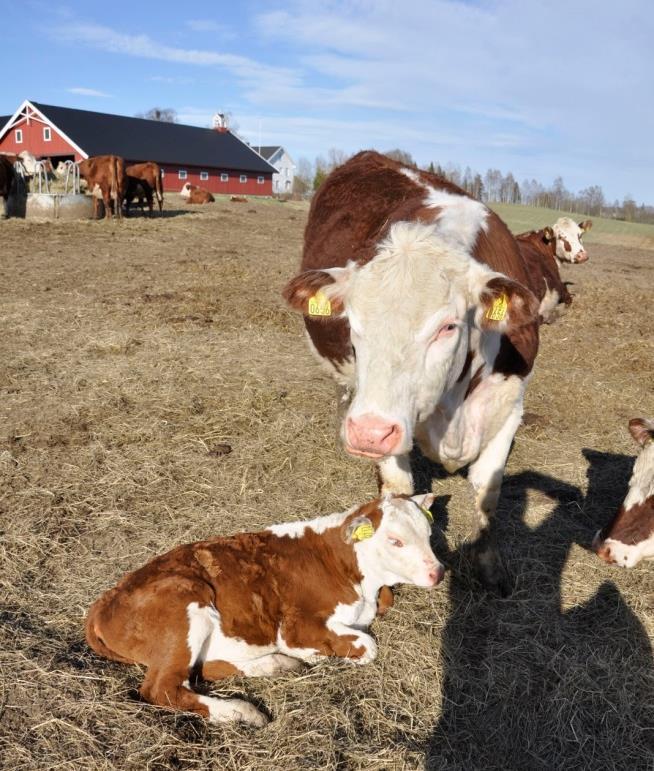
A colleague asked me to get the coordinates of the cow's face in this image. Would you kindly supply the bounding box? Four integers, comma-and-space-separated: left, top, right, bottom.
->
180, 182, 192, 198
552, 217, 591, 263
593, 418, 654, 567
284, 222, 539, 460
347, 493, 443, 588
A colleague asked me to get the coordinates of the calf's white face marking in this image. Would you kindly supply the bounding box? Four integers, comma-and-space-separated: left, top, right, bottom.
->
553, 217, 588, 263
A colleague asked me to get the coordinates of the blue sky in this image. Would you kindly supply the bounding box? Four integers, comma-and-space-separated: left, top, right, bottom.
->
2, 0, 652, 202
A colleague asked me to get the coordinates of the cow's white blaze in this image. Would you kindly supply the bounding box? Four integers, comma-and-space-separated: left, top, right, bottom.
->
623, 441, 654, 510
325, 221, 498, 457
600, 534, 654, 567
552, 217, 588, 263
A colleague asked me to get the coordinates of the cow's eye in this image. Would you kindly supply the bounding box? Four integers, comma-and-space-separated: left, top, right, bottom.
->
433, 322, 458, 341
387, 536, 404, 547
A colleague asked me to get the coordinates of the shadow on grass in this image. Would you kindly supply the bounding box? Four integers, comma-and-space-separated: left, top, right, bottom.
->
424, 453, 653, 770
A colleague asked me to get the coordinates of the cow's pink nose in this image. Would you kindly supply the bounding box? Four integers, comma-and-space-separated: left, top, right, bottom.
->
576, 251, 589, 263
345, 415, 402, 457
427, 564, 445, 585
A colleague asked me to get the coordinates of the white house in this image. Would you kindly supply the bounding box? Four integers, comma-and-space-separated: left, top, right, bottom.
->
256, 146, 295, 194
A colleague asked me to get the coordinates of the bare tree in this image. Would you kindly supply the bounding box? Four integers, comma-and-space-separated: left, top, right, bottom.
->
136, 107, 178, 123
385, 149, 416, 166
294, 157, 313, 196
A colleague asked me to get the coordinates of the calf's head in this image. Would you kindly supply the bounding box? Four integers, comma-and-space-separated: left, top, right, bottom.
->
593, 418, 654, 567
344, 493, 443, 588
549, 217, 591, 263
285, 222, 538, 459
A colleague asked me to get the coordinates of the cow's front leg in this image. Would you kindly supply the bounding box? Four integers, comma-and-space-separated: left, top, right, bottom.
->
281, 622, 377, 665
376, 454, 413, 494
466, 398, 524, 594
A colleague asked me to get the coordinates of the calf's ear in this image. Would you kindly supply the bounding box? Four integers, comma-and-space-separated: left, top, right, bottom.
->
543, 226, 555, 242
343, 516, 376, 544
579, 219, 592, 232
628, 418, 654, 447
282, 267, 350, 318
476, 275, 539, 332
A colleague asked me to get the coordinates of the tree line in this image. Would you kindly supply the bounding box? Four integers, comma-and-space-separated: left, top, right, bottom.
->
293, 148, 653, 225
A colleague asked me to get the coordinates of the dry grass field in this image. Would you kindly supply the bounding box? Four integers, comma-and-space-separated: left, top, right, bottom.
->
1, 197, 653, 770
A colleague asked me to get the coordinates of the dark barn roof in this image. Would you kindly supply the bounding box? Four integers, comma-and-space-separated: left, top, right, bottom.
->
256, 145, 282, 161
30, 102, 276, 174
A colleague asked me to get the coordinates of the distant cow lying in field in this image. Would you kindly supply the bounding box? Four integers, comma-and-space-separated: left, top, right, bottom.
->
593, 419, 654, 567
86, 493, 442, 726
78, 155, 127, 219
125, 162, 163, 215
180, 182, 215, 204
516, 218, 592, 321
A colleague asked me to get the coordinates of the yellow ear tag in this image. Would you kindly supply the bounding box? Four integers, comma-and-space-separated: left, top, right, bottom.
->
352, 523, 375, 542
419, 505, 434, 523
308, 290, 332, 317
485, 293, 508, 322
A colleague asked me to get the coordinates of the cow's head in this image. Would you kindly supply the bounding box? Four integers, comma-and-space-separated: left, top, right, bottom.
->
344, 493, 444, 588
180, 182, 193, 198
593, 418, 654, 567
549, 217, 592, 263
284, 222, 538, 460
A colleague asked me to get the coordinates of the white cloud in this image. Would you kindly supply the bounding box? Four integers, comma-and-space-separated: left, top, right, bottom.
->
67, 87, 112, 97
185, 19, 234, 36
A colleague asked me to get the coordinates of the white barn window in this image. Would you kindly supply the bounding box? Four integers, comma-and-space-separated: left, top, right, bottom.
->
15, 128, 22, 144
239, 174, 247, 183
220, 173, 228, 182
43, 127, 51, 142
178, 170, 188, 180
200, 171, 209, 181
257, 176, 264, 185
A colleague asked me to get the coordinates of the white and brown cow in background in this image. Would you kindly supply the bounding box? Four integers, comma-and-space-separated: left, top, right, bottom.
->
86, 493, 441, 726
549, 217, 592, 265
283, 151, 540, 588
594, 418, 654, 567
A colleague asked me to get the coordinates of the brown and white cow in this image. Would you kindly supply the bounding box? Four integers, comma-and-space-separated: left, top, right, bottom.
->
86, 493, 441, 726
548, 217, 592, 265
593, 418, 654, 567
180, 181, 215, 204
78, 155, 127, 220
125, 161, 163, 215
516, 228, 573, 322
283, 151, 539, 587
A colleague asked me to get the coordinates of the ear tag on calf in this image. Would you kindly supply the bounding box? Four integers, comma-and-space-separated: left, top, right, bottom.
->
352, 523, 375, 542
485, 293, 508, 322
308, 290, 332, 317
419, 505, 434, 523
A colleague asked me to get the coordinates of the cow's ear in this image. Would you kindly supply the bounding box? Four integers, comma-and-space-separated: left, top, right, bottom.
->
343, 515, 376, 544
628, 418, 654, 447
476, 276, 539, 332
282, 267, 350, 318
543, 226, 555, 242
579, 219, 592, 232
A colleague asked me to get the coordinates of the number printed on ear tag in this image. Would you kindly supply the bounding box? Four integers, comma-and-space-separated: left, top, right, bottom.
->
485, 293, 508, 322
308, 290, 332, 316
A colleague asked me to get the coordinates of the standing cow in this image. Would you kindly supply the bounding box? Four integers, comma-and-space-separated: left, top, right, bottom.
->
78, 155, 126, 220
283, 151, 540, 588
125, 161, 164, 216
0, 155, 16, 217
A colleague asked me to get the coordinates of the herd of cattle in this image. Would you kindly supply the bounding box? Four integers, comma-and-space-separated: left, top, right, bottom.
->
80, 151, 653, 727
0, 152, 218, 218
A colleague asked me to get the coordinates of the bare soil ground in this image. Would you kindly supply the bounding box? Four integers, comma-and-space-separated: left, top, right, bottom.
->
1, 198, 653, 770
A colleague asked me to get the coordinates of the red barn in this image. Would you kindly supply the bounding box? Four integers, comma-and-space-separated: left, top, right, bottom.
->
0, 100, 276, 196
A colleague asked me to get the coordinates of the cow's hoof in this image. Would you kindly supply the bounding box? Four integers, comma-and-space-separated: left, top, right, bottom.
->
471, 545, 512, 596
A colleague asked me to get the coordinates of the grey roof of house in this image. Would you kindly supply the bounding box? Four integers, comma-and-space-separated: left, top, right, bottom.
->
20, 102, 276, 173
255, 145, 283, 161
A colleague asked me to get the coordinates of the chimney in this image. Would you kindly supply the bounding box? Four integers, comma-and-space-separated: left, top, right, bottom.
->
212, 112, 229, 133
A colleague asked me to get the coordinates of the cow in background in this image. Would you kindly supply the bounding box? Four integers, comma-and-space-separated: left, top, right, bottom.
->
517, 227, 572, 322
283, 151, 540, 589
78, 155, 126, 220
86, 493, 442, 726
0, 155, 16, 217
520, 218, 592, 266
180, 181, 215, 204
594, 418, 654, 567
123, 175, 154, 217
125, 162, 163, 215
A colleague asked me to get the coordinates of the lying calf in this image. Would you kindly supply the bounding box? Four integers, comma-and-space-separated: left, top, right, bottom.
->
594, 418, 654, 567
86, 493, 442, 726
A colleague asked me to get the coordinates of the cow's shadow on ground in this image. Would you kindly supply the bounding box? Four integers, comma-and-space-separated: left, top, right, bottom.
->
420, 451, 653, 770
